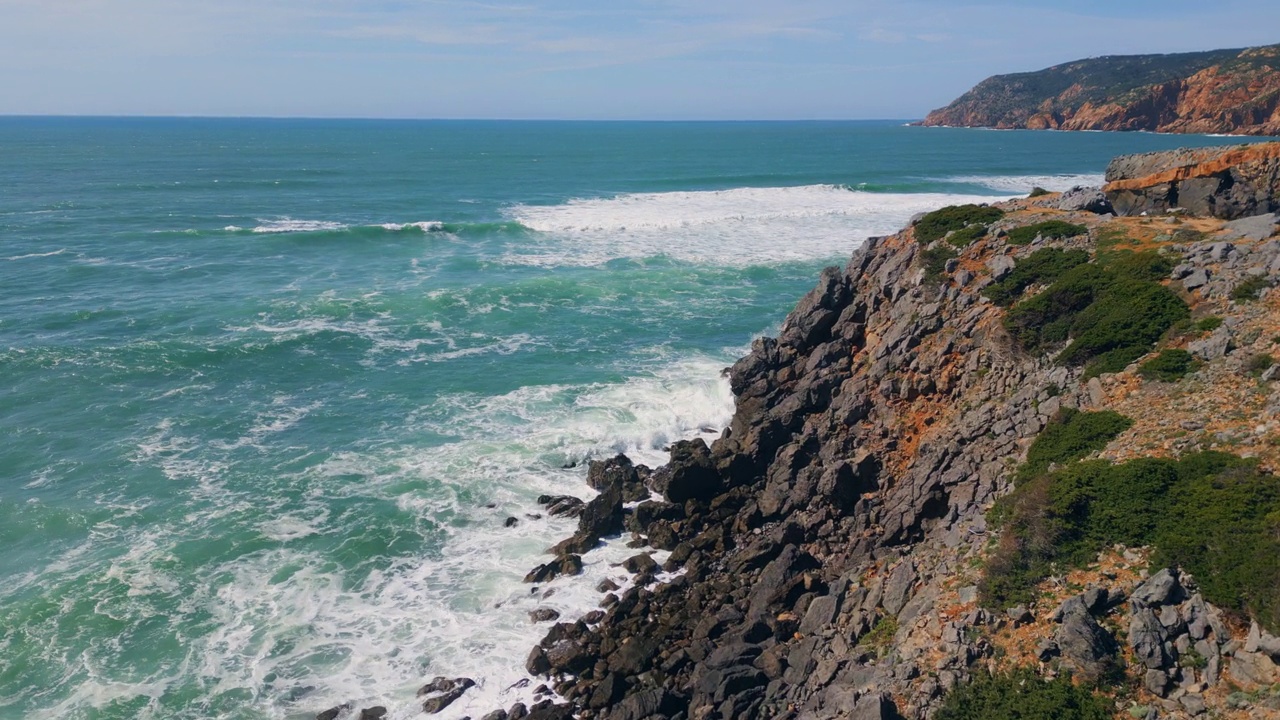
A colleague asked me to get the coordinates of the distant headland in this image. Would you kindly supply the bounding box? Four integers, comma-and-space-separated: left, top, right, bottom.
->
921, 43, 1280, 135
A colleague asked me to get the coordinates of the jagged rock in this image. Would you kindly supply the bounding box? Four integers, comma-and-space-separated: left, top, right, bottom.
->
529, 608, 561, 623
1054, 597, 1118, 683
1007, 606, 1033, 627
1133, 568, 1184, 607
1057, 186, 1114, 214
1105, 143, 1280, 219
538, 495, 584, 518
358, 709, 387, 720
621, 553, 659, 575
1144, 668, 1171, 697
1183, 268, 1210, 290
1188, 327, 1232, 360
882, 561, 917, 617
316, 705, 350, 720
1222, 213, 1280, 241
1130, 608, 1171, 670
652, 438, 722, 503
480, 711, 508, 720
604, 687, 677, 720
422, 678, 476, 714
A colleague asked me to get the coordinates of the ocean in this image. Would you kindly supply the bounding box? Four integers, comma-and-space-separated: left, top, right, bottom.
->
0, 118, 1257, 719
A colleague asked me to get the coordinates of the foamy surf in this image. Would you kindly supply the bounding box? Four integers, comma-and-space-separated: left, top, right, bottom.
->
944, 173, 1106, 194
506, 185, 1013, 267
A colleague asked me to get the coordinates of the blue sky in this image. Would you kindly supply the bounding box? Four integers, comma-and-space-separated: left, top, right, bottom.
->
2, 0, 1278, 119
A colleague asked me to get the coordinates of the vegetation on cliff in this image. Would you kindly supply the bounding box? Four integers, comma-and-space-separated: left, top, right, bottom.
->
935, 668, 1113, 720
922, 43, 1280, 135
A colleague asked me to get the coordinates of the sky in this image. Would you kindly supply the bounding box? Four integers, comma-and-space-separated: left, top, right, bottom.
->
2, 0, 1278, 119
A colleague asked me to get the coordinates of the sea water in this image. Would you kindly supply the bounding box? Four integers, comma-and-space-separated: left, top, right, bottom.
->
0, 119, 1256, 719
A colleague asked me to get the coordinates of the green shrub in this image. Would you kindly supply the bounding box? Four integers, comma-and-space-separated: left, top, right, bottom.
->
1058, 280, 1189, 377
915, 204, 1005, 244
859, 615, 899, 656
921, 245, 958, 284
1098, 250, 1173, 282
984, 449, 1280, 632
1006, 220, 1089, 246
1139, 349, 1196, 382
935, 667, 1114, 720
983, 248, 1091, 307
1028, 187, 1051, 198
947, 223, 989, 248
1003, 258, 1189, 376
1018, 408, 1132, 482
1232, 275, 1273, 302
1196, 316, 1224, 332
1248, 353, 1276, 376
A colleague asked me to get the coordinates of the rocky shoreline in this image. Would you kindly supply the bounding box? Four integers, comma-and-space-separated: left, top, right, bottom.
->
321, 144, 1280, 720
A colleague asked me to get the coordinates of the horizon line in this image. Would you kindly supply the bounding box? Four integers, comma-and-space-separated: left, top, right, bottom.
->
0, 113, 923, 123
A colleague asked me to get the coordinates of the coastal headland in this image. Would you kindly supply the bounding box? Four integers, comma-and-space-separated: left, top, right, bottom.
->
335, 143, 1280, 720
921, 44, 1280, 136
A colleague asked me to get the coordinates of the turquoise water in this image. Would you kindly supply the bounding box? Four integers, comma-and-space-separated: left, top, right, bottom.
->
0, 119, 1258, 719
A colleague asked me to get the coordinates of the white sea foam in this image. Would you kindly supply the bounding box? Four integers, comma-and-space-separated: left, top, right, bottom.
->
506, 184, 1012, 267
4, 248, 68, 261
945, 173, 1107, 193
100, 353, 737, 719
249, 218, 349, 234
378, 221, 445, 232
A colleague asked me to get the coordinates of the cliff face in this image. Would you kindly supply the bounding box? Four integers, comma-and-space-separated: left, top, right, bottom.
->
385, 151, 1280, 720
474, 175, 1280, 720
922, 44, 1280, 135
1104, 141, 1280, 218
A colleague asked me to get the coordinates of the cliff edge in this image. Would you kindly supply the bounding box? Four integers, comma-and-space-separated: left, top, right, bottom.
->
921, 44, 1280, 136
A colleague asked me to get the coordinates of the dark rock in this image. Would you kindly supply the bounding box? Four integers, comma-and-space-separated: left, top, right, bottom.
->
881, 561, 916, 616
605, 687, 678, 720
1054, 596, 1118, 683
526, 646, 551, 675
608, 636, 659, 676
508, 703, 528, 720
588, 673, 628, 709
421, 678, 476, 714
504, 516, 519, 527
652, 438, 722, 503
316, 705, 350, 720
524, 704, 575, 720
621, 553, 659, 575
358, 708, 387, 720
538, 495, 584, 518
529, 608, 561, 623
596, 578, 621, 593
480, 712, 508, 720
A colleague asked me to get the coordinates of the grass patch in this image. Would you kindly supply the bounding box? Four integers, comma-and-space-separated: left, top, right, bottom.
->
935, 667, 1114, 720
915, 204, 1005, 244
982, 450, 1280, 632
859, 615, 899, 656
983, 248, 1090, 307
1196, 316, 1224, 332
921, 245, 958, 284
1006, 220, 1089, 246
1232, 275, 1274, 302
947, 223, 989, 248
1138, 349, 1196, 382
1028, 187, 1051, 198
1248, 353, 1276, 376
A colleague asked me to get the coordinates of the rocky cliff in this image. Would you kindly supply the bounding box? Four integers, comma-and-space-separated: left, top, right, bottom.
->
921, 44, 1280, 135
328, 150, 1280, 720
1104, 142, 1280, 219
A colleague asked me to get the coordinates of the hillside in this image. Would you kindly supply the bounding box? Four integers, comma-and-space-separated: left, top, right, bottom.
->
322, 148, 1280, 720
921, 44, 1280, 135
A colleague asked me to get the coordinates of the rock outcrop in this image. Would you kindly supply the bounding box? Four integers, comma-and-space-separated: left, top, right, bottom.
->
921, 44, 1280, 135
1103, 142, 1280, 218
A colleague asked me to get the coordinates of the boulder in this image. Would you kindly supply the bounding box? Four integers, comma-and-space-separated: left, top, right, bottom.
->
652, 438, 722, 503
1057, 186, 1114, 214
1054, 597, 1118, 683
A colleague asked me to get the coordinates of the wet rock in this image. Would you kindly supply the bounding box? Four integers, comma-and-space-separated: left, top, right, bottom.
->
316, 705, 350, 720
621, 553, 659, 575
358, 709, 387, 720
538, 495, 584, 518
421, 678, 476, 714
504, 516, 519, 527
524, 554, 584, 583
529, 608, 561, 623
652, 438, 722, 503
